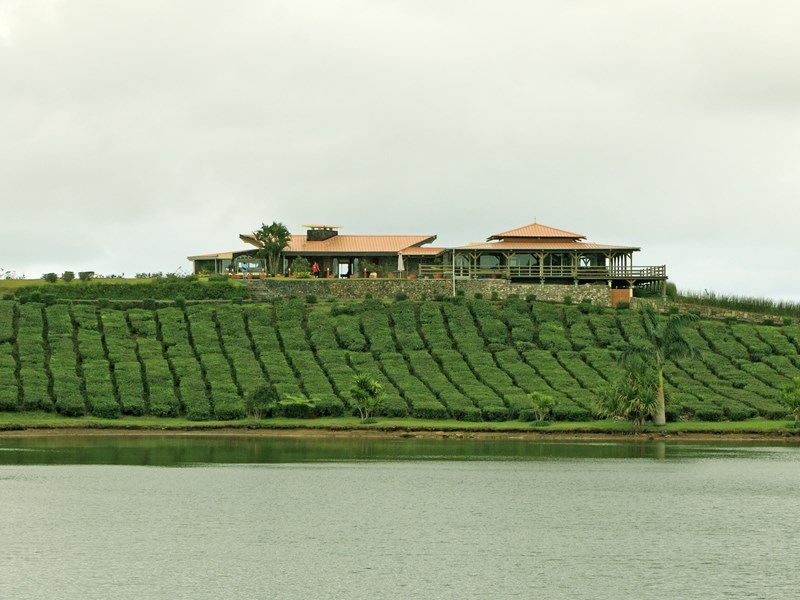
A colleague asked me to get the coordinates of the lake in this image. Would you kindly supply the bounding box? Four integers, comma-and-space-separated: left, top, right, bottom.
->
1, 435, 798, 599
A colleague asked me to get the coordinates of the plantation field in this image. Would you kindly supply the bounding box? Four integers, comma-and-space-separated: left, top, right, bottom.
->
0, 298, 797, 422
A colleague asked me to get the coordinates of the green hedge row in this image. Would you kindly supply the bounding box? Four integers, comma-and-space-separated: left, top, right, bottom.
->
11, 280, 248, 301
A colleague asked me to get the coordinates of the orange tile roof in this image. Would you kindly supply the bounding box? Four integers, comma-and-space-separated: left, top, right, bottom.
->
453, 241, 639, 251
240, 233, 437, 255
489, 222, 586, 240
401, 247, 446, 256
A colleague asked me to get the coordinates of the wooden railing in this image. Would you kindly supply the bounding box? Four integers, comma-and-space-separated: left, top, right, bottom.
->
418, 265, 667, 280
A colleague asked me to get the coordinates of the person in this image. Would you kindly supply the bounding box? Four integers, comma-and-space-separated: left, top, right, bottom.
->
312, 262, 320, 278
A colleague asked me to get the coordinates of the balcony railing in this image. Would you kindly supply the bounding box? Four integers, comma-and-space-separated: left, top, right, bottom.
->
417, 264, 667, 280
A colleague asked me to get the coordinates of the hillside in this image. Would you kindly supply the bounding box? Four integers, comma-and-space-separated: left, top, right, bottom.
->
0, 298, 797, 422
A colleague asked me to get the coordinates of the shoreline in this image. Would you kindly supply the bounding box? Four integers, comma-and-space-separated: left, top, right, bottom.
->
2, 426, 799, 443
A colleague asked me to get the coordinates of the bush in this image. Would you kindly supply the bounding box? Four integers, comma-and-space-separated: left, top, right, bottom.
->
474, 293, 483, 300
43, 273, 58, 283
174, 296, 186, 309
331, 303, 357, 316
394, 292, 408, 301
481, 405, 509, 421
141, 298, 157, 311
413, 404, 450, 420
490, 291, 499, 301
694, 407, 724, 421
562, 294, 573, 305
291, 257, 311, 276
42, 294, 57, 306
62, 271, 75, 282
455, 289, 465, 297
305, 294, 317, 304
78, 271, 95, 282
615, 301, 630, 310
525, 294, 536, 303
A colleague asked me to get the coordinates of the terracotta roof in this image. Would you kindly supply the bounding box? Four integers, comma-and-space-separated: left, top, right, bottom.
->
489, 222, 586, 241
187, 249, 254, 260
401, 247, 446, 256
453, 241, 639, 251
240, 233, 437, 255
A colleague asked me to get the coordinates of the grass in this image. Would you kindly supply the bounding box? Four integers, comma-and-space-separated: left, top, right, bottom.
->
678, 289, 800, 319
1, 412, 798, 435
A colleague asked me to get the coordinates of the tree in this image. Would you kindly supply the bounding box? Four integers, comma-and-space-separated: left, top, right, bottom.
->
529, 392, 555, 422
253, 222, 291, 276
349, 373, 383, 422
619, 303, 698, 426
782, 377, 800, 424
596, 355, 659, 429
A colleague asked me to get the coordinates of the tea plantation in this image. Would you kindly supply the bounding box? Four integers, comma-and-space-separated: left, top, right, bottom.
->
0, 297, 797, 422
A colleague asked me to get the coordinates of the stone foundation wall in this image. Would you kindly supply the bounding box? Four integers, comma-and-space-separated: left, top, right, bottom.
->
244, 278, 612, 306
244, 278, 453, 301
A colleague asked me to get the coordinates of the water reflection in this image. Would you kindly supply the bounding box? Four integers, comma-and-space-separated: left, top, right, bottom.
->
0, 435, 792, 466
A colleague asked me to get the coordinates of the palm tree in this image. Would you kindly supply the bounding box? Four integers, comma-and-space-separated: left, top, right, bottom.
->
620, 304, 698, 426
253, 222, 291, 276
349, 373, 383, 422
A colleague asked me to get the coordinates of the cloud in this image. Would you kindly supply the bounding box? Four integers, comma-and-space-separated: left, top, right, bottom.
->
1, 0, 799, 298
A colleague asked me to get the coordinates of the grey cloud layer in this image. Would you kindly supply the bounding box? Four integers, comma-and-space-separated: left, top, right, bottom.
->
1, 0, 798, 297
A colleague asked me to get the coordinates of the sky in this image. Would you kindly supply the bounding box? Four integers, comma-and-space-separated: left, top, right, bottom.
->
1, 0, 799, 299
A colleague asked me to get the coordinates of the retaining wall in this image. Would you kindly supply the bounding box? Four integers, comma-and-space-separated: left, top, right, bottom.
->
244, 278, 613, 306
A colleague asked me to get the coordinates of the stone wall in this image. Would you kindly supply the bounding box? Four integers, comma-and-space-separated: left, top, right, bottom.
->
244, 278, 613, 306
244, 278, 453, 301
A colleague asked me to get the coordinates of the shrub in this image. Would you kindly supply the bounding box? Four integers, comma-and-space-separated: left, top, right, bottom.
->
783, 317, 793, 326
174, 296, 186, 309
525, 294, 536, 302
434, 294, 446, 302
305, 294, 317, 304
291, 257, 311, 277
62, 271, 75, 282
42, 294, 57, 307
141, 298, 157, 311
331, 303, 357, 316
695, 407, 724, 421
97, 298, 110, 309
277, 396, 316, 419
615, 301, 630, 310
474, 293, 483, 300
451, 405, 483, 421
43, 273, 58, 283
78, 271, 95, 282
490, 291, 499, 301
455, 289, 465, 297
562, 294, 573, 305
412, 404, 449, 420
394, 292, 408, 301
481, 405, 509, 421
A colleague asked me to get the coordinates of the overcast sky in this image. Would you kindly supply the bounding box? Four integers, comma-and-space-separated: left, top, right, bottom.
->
1, 1, 799, 299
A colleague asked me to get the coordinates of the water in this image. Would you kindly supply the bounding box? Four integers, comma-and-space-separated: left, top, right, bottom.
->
1, 436, 799, 599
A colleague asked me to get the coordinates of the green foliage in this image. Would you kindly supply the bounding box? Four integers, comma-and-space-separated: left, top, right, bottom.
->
78, 271, 94, 282
349, 373, 383, 422
291, 256, 311, 276
62, 271, 75, 283
253, 221, 291, 275
782, 377, 800, 423
43, 273, 58, 283
678, 289, 800, 318
11, 280, 248, 302
528, 391, 555, 421
597, 357, 659, 427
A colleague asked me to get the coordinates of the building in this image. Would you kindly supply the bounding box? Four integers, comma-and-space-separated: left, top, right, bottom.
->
188, 221, 667, 294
